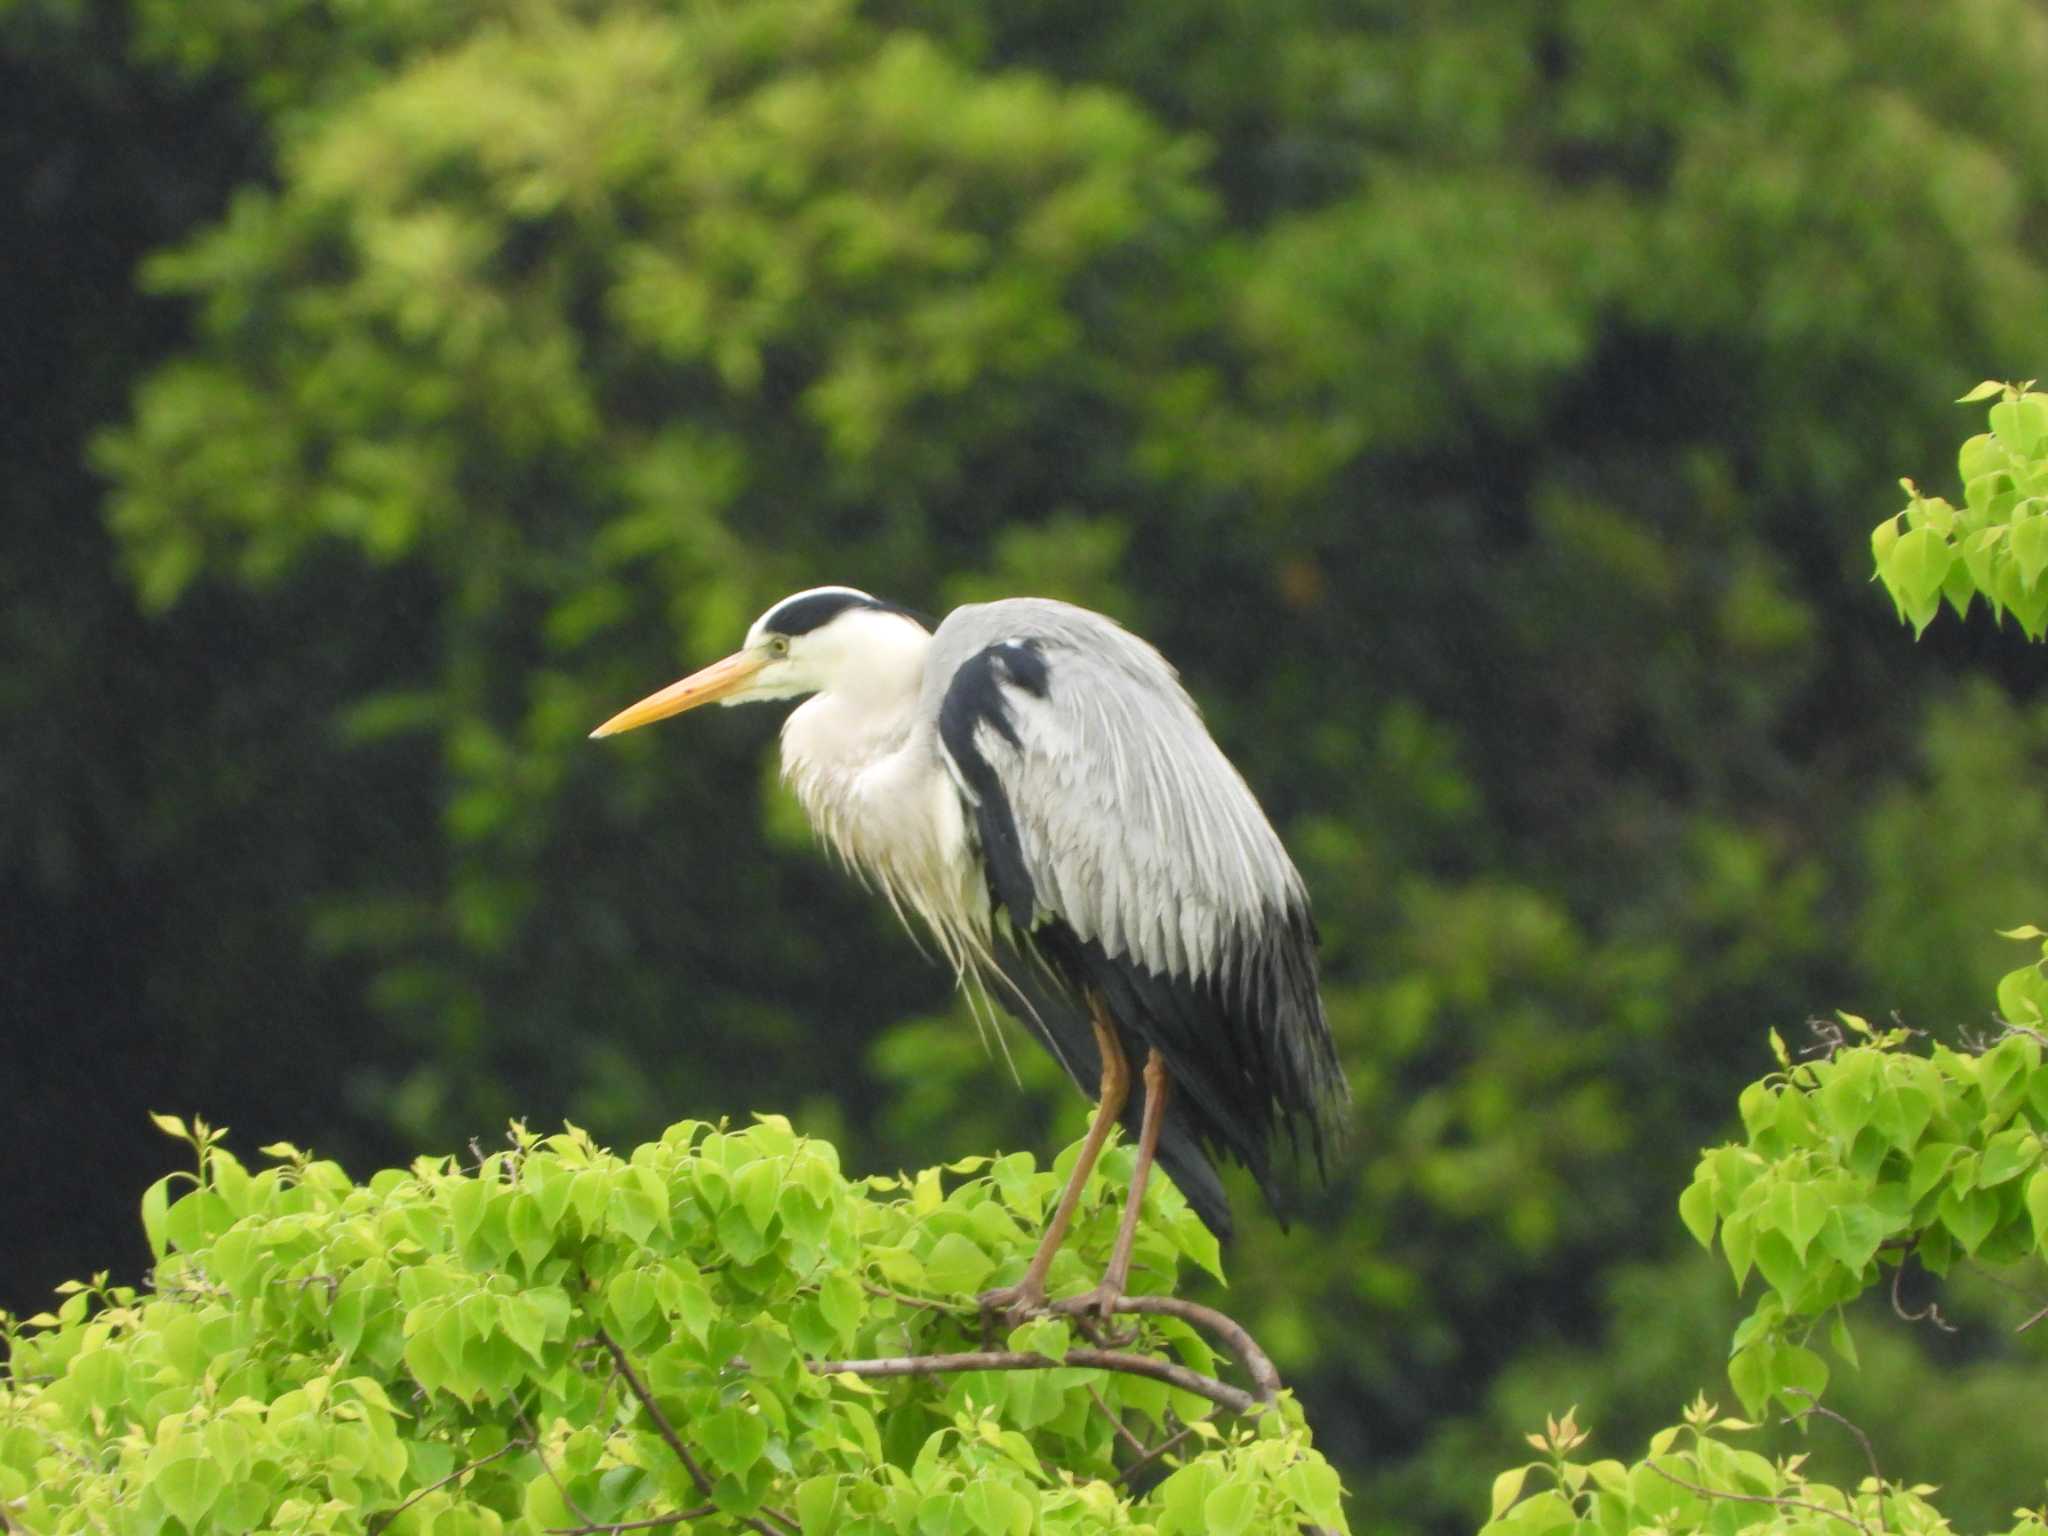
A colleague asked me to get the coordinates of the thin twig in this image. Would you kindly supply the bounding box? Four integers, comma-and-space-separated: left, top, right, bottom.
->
594, 1329, 795, 1536
1084, 1381, 1148, 1458
1647, 1460, 1875, 1536
545, 1505, 716, 1534
367, 1439, 528, 1534
808, 1347, 1259, 1416
1963, 1257, 2048, 1331
1990, 1019, 2048, 1050
518, 1409, 604, 1534
1783, 1391, 1887, 1535
1889, 1263, 1955, 1333
1112, 1412, 1217, 1487
595, 1329, 715, 1499
859, 1279, 974, 1314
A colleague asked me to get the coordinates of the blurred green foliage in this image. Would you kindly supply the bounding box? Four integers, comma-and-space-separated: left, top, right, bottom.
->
7, 0, 2048, 1530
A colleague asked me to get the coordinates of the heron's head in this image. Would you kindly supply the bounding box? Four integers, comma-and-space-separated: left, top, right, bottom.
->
590, 586, 931, 738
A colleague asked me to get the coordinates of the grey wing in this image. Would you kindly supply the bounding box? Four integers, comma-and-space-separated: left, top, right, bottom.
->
923, 599, 1348, 1203
924, 599, 1306, 977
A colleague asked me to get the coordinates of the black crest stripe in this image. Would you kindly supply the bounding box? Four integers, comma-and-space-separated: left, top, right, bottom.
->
762, 591, 933, 637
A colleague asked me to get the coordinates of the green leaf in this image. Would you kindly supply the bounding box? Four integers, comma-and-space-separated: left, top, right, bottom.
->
1815, 1052, 1877, 1140
1938, 1184, 1998, 1255
1766, 1179, 1828, 1261
498, 1294, 548, 1364
1869, 1076, 1934, 1150
68, 1348, 127, 1411
1885, 525, 1953, 614
1997, 962, 2048, 1026
1281, 1459, 1346, 1528
1977, 1127, 2040, 1187
1155, 1460, 1221, 1536
1677, 1176, 1717, 1248
1169, 1207, 1225, 1283
1815, 1203, 1892, 1273
1770, 1342, 1829, 1409
141, 1174, 175, 1263
1203, 1476, 1261, 1536
2012, 511, 2048, 589
1727, 1342, 1769, 1419
795, 1475, 841, 1536
1719, 1208, 1755, 1287
1908, 1142, 1960, 1205
700, 1406, 768, 1477
735, 1158, 782, 1236
1829, 1311, 1860, 1370
163, 1188, 233, 1254
156, 1456, 225, 1527
1990, 397, 2048, 458
960, 1478, 1031, 1536
1490, 1465, 1532, 1521
606, 1269, 657, 1342
816, 1271, 862, 1346
1750, 1230, 1806, 1300
1957, 379, 2007, 404
921, 1233, 994, 1295
2026, 1168, 2048, 1251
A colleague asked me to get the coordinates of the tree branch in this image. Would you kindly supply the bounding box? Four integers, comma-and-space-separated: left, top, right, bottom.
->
809, 1346, 1260, 1416
1104, 1295, 1283, 1406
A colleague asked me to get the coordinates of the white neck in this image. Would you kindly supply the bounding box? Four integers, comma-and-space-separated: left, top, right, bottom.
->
769, 610, 986, 975
778, 614, 931, 782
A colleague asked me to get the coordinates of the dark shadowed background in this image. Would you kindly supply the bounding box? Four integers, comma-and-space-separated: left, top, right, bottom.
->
7, 0, 2048, 1527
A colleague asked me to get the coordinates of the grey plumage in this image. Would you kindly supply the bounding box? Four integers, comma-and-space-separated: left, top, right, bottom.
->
594, 586, 1349, 1244
913, 600, 1349, 1236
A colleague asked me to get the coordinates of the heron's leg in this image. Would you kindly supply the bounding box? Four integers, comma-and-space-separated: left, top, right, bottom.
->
978, 998, 1130, 1321
1054, 1048, 1169, 1333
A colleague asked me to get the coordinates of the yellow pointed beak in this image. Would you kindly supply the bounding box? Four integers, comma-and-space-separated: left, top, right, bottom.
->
589, 651, 767, 738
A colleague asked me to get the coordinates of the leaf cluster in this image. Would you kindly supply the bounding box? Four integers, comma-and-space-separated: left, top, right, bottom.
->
0, 1116, 1343, 1534
1677, 1004, 2048, 1420
1486, 942, 2048, 1536
1482, 1393, 2017, 1536
1875, 383, 2048, 638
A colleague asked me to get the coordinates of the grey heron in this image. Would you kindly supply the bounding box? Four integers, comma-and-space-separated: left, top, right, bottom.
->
593, 587, 1348, 1319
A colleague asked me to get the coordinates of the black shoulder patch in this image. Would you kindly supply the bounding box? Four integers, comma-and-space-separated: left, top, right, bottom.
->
762, 590, 932, 637
938, 640, 1051, 927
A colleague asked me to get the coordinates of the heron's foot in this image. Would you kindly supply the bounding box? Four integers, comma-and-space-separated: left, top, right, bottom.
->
976, 1281, 1050, 1339
1050, 1284, 1138, 1347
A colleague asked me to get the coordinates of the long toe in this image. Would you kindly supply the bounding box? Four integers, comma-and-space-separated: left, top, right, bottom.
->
1050, 1284, 1138, 1346
977, 1281, 1049, 1335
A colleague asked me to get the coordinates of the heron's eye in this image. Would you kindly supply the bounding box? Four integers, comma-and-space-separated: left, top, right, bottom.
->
766, 635, 790, 658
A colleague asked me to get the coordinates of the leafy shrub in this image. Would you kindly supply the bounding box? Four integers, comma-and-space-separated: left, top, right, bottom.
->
1875, 381, 2048, 638
1, 1116, 1345, 1534
1478, 906, 2048, 1536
